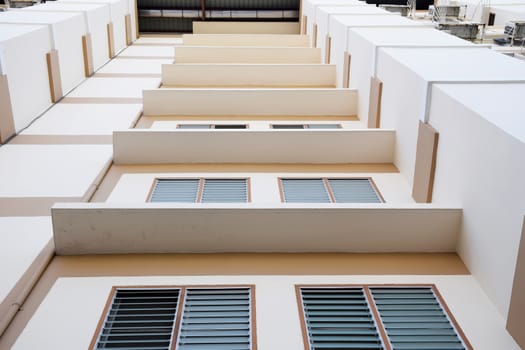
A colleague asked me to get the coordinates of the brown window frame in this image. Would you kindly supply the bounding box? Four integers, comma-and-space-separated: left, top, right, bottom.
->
295, 284, 473, 350
278, 177, 384, 203
147, 177, 252, 203
89, 284, 257, 350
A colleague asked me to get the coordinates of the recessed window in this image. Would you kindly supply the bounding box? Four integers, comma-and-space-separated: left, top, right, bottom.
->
280, 178, 382, 203
178, 124, 247, 129
271, 124, 341, 129
92, 286, 255, 350
150, 178, 249, 203
298, 286, 471, 350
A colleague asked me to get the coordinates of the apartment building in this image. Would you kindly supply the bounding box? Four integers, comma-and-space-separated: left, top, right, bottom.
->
0, 0, 524, 349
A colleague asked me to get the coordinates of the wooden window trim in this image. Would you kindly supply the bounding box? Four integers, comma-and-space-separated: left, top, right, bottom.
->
89, 285, 257, 350
278, 177, 384, 203
295, 284, 473, 350
148, 177, 251, 203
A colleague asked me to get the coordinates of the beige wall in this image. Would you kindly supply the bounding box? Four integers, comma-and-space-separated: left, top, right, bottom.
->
3, 253, 519, 350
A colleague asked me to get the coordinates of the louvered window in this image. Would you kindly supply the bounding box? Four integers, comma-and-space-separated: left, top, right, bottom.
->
178, 124, 247, 129
271, 124, 341, 129
94, 289, 181, 350
281, 178, 382, 203
150, 178, 248, 203
92, 287, 254, 350
370, 287, 467, 350
299, 286, 470, 350
300, 287, 384, 349
178, 288, 252, 349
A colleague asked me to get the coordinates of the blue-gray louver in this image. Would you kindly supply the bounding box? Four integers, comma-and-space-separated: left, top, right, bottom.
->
201, 179, 248, 203
328, 179, 381, 203
282, 179, 331, 203
300, 287, 384, 349
370, 287, 466, 350
95, 289, 180, 350
150, 179, 200, 202
178, 288, 252, 350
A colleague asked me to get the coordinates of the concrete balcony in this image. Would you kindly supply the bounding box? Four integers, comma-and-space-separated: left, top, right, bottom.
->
52, 202, 462, 255
112, 129, 395, 164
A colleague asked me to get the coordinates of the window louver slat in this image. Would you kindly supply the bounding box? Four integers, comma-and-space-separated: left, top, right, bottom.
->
95, 289, 180, 350
178, 288, 251, 350
282, 179, 331, 203
300, 288, 384, 350
328, 179, 381, 203
150, 179, 199, 202
371, 288, 466, 350
201, 179, 247, 203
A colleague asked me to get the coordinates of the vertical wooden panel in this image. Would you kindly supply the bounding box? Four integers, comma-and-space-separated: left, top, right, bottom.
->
46, 49, 63, 103
107, 22, 115, 58
0, 74, 16, 143
312, 24, 318, 47
82, 34, 94, 77
367, 76, 382, 128
412, 121, 439, 203
125, 14, 132, 46
324, 35, 331, 64
507, 216, 525, 349
342, 52, 351, 88
301, 16, 307, 35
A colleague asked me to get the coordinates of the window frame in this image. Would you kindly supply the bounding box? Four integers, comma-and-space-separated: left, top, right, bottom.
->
295, 284, 473, 350
89, 285, 257, 350
147, 177, 252, 203
176, 123, 249, 129
270, 123, 342, 129
278, 177, 384, 203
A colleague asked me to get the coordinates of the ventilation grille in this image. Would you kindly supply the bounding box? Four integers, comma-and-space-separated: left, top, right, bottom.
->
328, 179, 381, 203
95, 289, 180, 350
178, 288, 251, 350
371, 287, 466, 350
301, 288, 383, 350
151, 179, 199, 203
201, 179, 248, 203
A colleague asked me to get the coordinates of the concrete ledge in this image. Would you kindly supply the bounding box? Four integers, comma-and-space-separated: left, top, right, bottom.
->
52, 203, 462, 255
143, 88, 357, 117
174, 46, 321, 64
112, 129, 395, 164
162, 64, 336, 88
182, 34, 310, 47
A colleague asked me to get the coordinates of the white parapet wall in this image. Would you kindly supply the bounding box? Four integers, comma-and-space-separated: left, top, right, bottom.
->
428, 82, 525, 323
142, 88, 357, 117
328, 14, 433, 88
375, 47, 525, 188
59, 0, 129, 55
301, 0, 367, 38
174, 46, 322, 64
193, 21, 300, 34
182, 34, 311, 47
315, 6, 398, 62
19, 2, 111, 71
161, 64, 336, 88
0, 24, 52, 141
0, 11, 87, 96
344, 27, 477, 122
